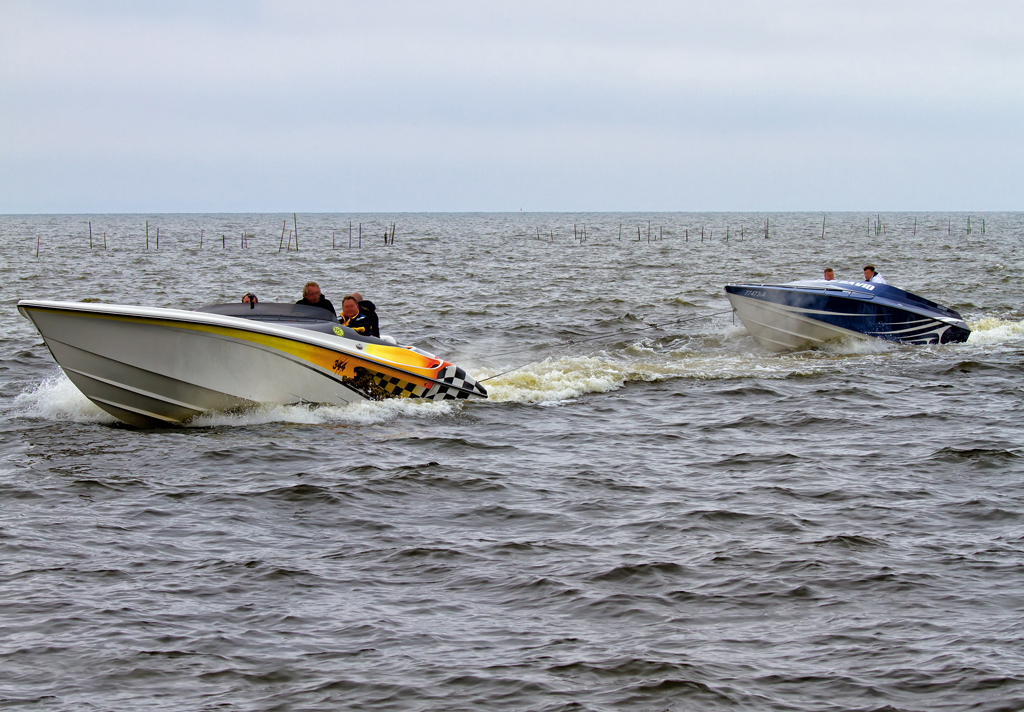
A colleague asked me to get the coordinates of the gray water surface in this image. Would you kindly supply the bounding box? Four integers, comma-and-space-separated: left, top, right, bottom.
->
1, 212, 1023, 711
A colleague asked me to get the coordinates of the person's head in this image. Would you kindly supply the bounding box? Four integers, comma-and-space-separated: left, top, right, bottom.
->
350, 292, 362, 302
863, 265, 876, 280
823, 268, 835, 280
303, 281, 321, 303
341, 295, 359, 318
242, 292, 257, 304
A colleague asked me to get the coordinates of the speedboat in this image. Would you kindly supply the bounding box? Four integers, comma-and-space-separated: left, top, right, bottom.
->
17, 299, 487, 428
724, 280, 970, 352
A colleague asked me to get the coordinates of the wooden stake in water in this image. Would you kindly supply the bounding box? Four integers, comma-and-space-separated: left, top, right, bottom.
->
146, 221, 149, 250
821, 215, 825, 239
156, 226, 159, 249
293, 213, 299, 251
200, 229, 203, 249
222, 234, 225, 248
287, 230, 292, 251
333, 230, 336, 249
359, 223, 362, 248
913, 217, 917, 235
103, 232, 107, 249
349, 221, 352, 248
36, 235, 40, 257
279, 221, 286, 252
619, 223, 622, 240
89, 221, 92, 249
701, 225, 704, 242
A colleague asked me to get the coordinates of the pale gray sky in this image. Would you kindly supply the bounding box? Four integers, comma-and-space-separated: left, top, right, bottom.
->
2, 0, 1022, 212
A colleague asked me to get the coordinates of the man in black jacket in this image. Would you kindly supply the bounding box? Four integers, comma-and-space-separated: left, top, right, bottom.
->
339, 296, 375, 335
349, 291, 380, 337
296, 281, 336, 316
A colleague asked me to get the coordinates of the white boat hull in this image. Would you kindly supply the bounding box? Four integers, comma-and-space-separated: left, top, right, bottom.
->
726, 291, 873, 351
18, 300, 486, 428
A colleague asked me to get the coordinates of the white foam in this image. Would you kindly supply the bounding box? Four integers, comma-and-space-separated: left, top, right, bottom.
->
967, 317, 1024, 345
476, 346, 830, 404
8, 372, 461, 428
187, 396, 459, 428
817, 335, 896, 355
479, 356, 631, 404
10, 374, 115, 424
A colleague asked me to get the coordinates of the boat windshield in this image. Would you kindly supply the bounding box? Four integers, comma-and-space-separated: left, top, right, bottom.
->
195, 302, 338, 323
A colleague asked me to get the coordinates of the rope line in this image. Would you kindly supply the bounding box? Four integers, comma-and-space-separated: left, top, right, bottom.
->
479, 308, 733, 383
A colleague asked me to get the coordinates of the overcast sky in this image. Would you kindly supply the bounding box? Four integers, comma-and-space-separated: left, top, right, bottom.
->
1, 0, 1022, 212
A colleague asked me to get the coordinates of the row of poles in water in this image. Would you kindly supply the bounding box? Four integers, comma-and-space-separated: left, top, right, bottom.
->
557, 218, 772, 244
872, 214, 985, 236
34, 213, 398, 256
32, 214, 989, 256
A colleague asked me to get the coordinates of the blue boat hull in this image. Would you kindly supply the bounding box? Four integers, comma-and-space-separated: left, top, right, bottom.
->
725, 280, 970, 351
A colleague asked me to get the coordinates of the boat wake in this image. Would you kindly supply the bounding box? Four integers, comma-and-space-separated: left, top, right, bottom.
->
188, 397, 461, 428
13, 316, 1013, 426
966, 316, 1024, 345
11, 375, 115, 424
10, 373, 465, 428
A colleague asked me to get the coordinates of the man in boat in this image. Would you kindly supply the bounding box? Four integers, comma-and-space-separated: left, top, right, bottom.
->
339, 295, 374, 335
863, 265, 887, 285
296, 281, 337, 316
350, 291, 380, 337
823, 268, 835, 281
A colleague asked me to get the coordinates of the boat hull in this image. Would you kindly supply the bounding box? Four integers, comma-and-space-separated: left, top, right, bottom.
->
725, 281, 970, 352
18, 300, 487, 427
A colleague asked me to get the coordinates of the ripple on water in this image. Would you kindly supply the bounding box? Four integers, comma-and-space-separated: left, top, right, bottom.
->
3, 213, 1024, 710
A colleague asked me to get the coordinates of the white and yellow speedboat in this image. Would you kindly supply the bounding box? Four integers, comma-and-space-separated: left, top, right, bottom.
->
17, 299, 487, 428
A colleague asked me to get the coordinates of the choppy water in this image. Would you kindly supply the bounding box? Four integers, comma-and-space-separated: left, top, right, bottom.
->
2, 212, 1023, 711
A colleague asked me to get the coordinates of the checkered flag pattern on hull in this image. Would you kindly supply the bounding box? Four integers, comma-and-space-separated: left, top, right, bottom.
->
372, 374, 429, 399
425, 365, 486, 401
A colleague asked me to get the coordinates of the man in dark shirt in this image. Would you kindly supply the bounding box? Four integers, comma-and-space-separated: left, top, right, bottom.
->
349, 291, 380, 337
296, 281, 337, 316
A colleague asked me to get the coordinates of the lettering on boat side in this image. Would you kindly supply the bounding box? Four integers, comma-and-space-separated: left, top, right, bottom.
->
333, 358, 348, 373
834, 280, 875, 290
742, 289, 767, 298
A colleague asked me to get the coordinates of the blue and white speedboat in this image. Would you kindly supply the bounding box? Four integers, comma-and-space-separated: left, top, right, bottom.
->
724, 280, 970, 352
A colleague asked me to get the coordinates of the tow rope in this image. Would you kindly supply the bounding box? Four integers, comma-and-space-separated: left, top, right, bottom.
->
479, 309, 734, 383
